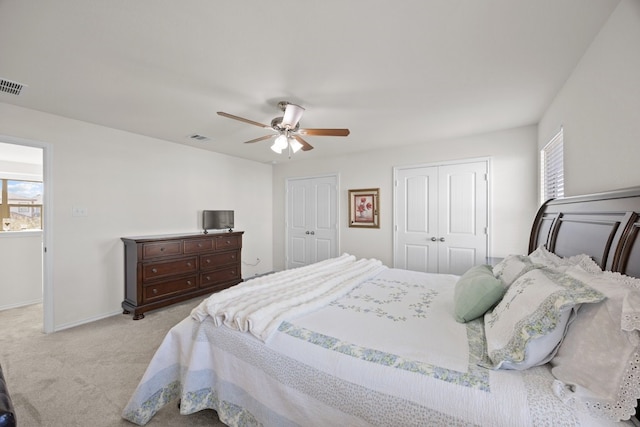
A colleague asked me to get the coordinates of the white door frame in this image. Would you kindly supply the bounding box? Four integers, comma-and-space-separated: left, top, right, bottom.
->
0, 135, 54, 333
285, 173, 340, 270
393, 157, 491, 271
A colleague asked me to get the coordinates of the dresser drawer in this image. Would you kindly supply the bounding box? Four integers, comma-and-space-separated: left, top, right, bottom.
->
143, 276, 197, 302
214, 235, 241, 250
184, 238, 214, 254
200, 266, 240, 288
200, 250, 239, 271
142, 241, 182, 259
142, 257, 198, 282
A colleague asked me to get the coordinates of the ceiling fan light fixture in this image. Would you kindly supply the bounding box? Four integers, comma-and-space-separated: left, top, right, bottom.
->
289, 138, 303, 153
270, 143, 283, 154
281, 103, 305, 128
271, 134, 288, 153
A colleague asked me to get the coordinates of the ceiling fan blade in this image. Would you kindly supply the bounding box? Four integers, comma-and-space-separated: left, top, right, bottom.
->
243, 134, 276, 144
217, 112, 271, 129
298, 128, 350, 137
293, 135, 314, 151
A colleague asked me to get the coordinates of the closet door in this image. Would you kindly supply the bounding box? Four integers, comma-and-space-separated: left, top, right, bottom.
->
394, 166, 439, 272
436, 162, 488, 275
286, 175, 338, 269
394, 160, 488, 275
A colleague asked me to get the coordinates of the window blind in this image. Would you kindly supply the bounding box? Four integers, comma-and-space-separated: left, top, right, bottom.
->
541, 128, 564, 203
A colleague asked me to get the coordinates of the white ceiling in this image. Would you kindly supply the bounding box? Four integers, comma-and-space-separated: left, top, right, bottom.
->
0, 0, 620, 164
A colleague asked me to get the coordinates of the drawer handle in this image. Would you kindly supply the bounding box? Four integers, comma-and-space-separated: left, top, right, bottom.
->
152, 288, 158, 294
187, 262, 192, 267
226, 240, 231, 244
231, 255, 236, 259
186, 280, 192, 285
198, 243, 202, 247
160, 247, 165, 251
230, 270, 236, 275
206, 276, 210, 281
206, 259, 211, 264
151, 268, 158, 273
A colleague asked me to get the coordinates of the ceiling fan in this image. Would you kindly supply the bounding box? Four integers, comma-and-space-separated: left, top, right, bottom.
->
217, 101, 350, 155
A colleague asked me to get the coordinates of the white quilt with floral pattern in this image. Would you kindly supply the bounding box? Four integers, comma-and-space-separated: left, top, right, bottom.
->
122, 267, 628, 427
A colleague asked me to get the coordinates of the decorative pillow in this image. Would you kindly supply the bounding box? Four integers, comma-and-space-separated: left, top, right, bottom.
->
550, 262, 640, 422
453, 264, 506, 323
492, 254, 543, 287
528, 245, 593, 271
483, 268, 605, 370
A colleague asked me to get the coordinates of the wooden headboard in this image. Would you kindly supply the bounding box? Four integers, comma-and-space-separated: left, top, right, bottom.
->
529, 186, 640, 278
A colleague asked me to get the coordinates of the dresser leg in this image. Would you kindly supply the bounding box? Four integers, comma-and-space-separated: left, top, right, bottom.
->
133, 313, 145, 320
122, 309, 130, 315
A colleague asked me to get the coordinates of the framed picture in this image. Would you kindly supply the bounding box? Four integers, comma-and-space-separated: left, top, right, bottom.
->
348, 188, 379, 228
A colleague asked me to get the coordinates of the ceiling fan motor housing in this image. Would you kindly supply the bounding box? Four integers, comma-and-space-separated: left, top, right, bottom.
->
271, 116, 300, 132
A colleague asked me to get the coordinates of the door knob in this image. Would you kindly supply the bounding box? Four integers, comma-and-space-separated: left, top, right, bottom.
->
305, 231, 310, 235
439, 237, 445, 242
430, 237, 437, 241
310, 231, 315, 235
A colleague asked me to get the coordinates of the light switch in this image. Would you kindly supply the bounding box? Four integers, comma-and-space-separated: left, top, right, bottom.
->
72, 207, 88, 217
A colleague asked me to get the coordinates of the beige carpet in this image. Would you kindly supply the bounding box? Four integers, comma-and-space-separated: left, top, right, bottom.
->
0, 300, 227, 426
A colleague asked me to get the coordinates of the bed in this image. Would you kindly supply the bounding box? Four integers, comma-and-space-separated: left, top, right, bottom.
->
122, 186, 640, 426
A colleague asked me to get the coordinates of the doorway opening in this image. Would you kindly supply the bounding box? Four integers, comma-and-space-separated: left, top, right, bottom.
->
0, 136, 53, 332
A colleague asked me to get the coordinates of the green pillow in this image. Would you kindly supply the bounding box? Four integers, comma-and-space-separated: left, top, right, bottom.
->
454, 264, 506, 323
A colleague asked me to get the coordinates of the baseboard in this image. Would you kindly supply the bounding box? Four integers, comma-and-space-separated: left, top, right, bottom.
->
246, 271, 276, 280
0, 298, 42, 312
53, 309, 123, 332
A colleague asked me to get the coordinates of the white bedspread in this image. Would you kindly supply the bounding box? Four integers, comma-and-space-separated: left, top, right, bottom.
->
122, 265, 630, 427
190, 253, 386, 341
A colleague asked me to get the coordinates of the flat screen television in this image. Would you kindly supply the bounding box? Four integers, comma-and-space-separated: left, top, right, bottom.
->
203, 210, 234, 233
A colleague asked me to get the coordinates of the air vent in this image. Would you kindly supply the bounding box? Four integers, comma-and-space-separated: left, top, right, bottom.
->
0, 78, 27, 96
189, 134, 210, 142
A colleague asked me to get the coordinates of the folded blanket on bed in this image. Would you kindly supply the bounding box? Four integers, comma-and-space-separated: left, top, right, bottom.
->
191, 254, 387, 341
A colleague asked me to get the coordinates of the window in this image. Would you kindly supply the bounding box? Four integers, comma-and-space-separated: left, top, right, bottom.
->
0, 179, 43, 231
540, 128, 564, 204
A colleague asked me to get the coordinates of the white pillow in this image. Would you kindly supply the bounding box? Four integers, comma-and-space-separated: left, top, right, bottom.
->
528, 246, 593, 271
551, 262, 640, 422
483, 268, 605, 370
492, 254, 543, 287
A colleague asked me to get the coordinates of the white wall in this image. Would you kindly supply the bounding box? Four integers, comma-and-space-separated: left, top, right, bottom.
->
272, 125, 539, 271
0, 102, 273, 330
539, 0, 640, 196
0, 232, 42, 310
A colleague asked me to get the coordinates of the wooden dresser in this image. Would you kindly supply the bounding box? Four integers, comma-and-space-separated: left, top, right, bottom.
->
121, 231, 243, 319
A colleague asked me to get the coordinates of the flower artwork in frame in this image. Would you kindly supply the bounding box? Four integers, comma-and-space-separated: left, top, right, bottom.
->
348, 188, 379, 228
